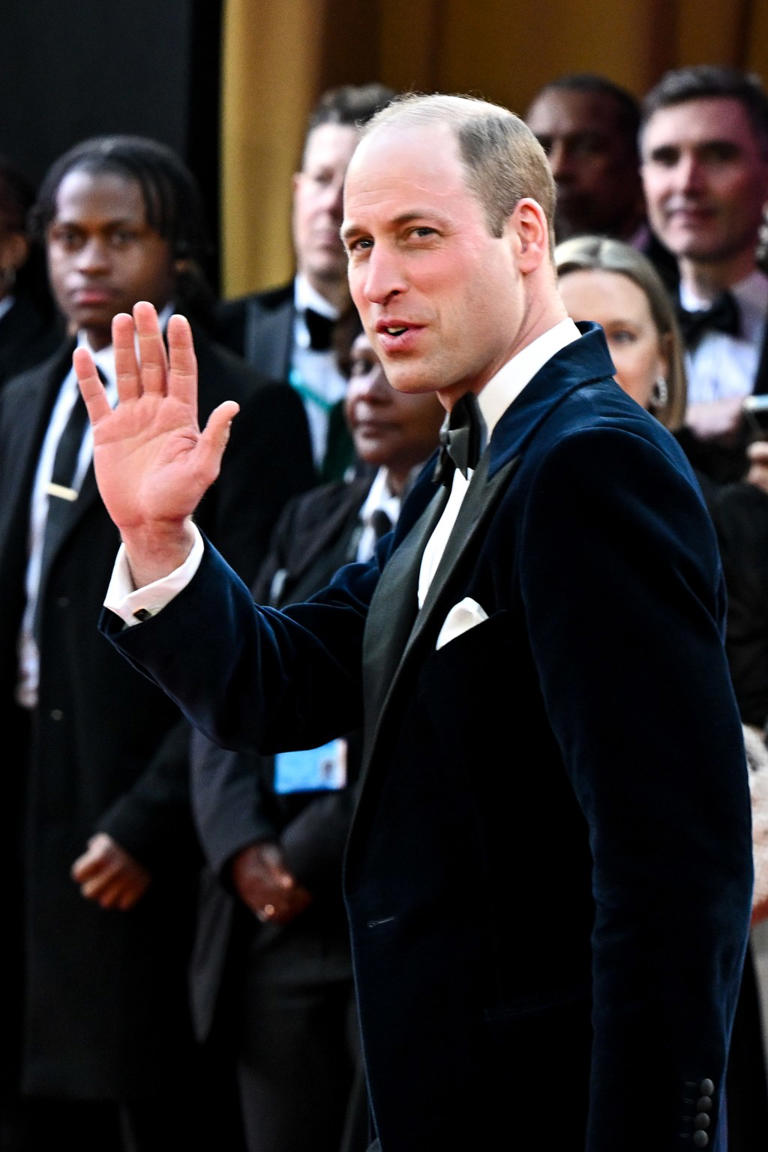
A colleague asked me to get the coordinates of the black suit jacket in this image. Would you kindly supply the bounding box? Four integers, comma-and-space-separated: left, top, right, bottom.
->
0, 329, 315, 1099
105, 325, 752, 1150
216, 282, 294, 378
216, 282, 358, 481
0, 292, 62, 391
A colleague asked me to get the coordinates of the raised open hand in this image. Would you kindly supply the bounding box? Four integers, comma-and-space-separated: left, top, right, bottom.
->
74, 301, 240, 582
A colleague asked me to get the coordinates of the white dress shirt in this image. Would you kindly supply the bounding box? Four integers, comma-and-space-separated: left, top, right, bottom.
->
355, 467, 402, 562
681, 270, 768, 405
417, 318, 580, 606
291, 275, 348, 468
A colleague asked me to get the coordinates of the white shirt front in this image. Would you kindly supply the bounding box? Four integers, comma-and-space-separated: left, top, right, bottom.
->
17, 340, 118, 708
681, 270, 768, 405
291, 275, 347, 468
417, 318, 580, 607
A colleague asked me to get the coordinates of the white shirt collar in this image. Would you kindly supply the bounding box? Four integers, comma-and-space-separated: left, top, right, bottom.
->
359, 467, 399, 524
477, 318, 581, 437
680, 269, 768, 312
294, 274, 339, 321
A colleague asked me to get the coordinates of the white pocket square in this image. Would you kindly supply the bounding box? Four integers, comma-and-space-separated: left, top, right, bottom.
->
436, 596, 489, 650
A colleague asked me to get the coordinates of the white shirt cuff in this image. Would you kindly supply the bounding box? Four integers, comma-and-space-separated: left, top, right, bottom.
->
104, 524, 205, 626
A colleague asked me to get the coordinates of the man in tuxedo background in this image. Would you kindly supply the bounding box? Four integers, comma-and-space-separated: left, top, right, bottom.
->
216, 82, 395, 481
76, 94, 752, 1151
640, 65, 768, 482
525, 73, 649, 244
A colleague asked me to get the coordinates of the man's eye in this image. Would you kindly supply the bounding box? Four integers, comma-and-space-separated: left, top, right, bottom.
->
701, 143, 740, 165
347, 237, 372, 254
570, 135, 606, 157
52, 228, 81, 249
648, 148, 679, 168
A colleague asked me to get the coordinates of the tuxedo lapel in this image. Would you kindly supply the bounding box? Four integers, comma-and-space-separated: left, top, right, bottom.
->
406, 449, 520, 655
360, 449, 519, 771
362, 484, 448, 729
0, 347, 73, 546
244, 291, 294, 378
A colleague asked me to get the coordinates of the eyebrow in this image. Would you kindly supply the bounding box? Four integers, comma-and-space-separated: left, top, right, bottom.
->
341, 208, 452, 245
645, 137, 743, 156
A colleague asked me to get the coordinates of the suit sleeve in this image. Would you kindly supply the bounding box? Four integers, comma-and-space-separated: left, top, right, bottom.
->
518, 425, 753, 1145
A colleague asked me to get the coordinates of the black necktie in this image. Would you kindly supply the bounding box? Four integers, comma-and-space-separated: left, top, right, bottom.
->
304, 307, 335, 352
433, 392, 484, 487
676, 292, 741, 350
46, 389, 89, 504
35, 383, 92, 638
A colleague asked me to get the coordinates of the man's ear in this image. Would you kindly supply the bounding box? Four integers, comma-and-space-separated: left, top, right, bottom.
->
507, 198, 549, 273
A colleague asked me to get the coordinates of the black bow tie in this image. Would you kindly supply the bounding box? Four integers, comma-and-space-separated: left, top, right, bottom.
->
304, 307, 336, 351
676, 292, 740, 350
433, 392, 485, 487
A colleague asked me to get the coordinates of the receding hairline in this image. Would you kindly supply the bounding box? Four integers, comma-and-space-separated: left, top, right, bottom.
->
359, 92, 519, 137
348, 91, 556, 243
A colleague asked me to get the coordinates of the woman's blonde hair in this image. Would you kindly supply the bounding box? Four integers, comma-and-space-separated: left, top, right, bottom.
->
555, 234, 687, 430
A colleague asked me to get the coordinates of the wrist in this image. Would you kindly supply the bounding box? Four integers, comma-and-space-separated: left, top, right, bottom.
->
122, 517, 197, 589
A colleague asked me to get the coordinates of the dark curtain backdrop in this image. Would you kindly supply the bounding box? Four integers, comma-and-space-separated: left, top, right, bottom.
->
0, 0, 222, 290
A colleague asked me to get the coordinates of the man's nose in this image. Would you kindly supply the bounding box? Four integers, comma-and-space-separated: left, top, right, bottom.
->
75, 236, 110, 272
674, 152, 704, 194
353, 365, 389, 400
361, 245, 407, 305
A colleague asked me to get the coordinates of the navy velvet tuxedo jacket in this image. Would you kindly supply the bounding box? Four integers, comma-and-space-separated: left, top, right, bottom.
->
105, 325, 753, 1150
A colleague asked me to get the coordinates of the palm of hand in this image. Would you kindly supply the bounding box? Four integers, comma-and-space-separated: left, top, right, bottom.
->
92, 391, 212, 531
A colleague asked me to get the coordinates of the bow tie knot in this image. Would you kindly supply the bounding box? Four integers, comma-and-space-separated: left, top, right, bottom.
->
433, 392, 485, 487
676, 292, 740, 350
304, 307, 336, 351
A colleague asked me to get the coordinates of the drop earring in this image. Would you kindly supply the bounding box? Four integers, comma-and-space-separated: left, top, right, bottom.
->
652, 376, 668, 408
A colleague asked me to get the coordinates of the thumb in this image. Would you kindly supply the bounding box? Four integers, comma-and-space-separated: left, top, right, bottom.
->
198, 400, 240, 472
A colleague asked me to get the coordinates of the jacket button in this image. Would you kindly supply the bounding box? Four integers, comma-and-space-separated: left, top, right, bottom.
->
694, 1113, 710, 1129
56, 595, 70, 608
696, 1096, 712, 1113
50, 709, 64, 721
699, 1078, 715, 1096
692, 1132, 709, 1148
